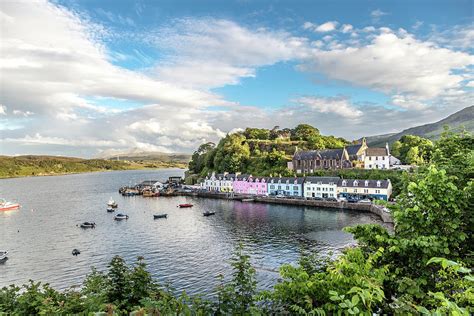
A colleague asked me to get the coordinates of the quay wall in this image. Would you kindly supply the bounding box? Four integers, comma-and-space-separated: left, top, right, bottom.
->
180, 191, 394, 223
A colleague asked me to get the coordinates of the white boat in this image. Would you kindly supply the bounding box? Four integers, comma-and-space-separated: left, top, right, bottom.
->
0, 199, 20, 212
0, 250, 8, 261
107, 198, 118, 208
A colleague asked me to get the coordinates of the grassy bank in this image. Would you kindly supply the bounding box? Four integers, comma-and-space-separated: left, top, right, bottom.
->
0, 155, 187, 179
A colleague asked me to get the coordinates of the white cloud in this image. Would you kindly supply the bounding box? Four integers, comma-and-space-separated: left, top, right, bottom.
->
149, 18, 309, 88
0, 104, 6, 115
295, 96, 363, 118
301, 31, 473, 107
466, 81, 474, 88
341, 24, 353, 33
370, 9, 388, 21
314, 21, 338, 32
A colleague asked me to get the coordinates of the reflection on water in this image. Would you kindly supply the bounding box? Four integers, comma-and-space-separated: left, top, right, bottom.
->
0, 170, 386, 296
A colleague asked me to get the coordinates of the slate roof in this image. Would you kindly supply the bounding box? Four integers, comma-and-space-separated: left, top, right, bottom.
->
365, 148, 388, 156
267, 177, 304, 184
338, 179, 391, 188
345, 144, 363, 156
235, 174, 252, 181
293, 148, 345, 160
304, 176, 340, 184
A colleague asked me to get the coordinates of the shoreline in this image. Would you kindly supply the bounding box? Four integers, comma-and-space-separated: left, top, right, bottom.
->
179, 191, 394, 223
0, 166, 187, 180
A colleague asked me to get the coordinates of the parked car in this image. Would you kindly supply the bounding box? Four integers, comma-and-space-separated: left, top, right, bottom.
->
347, 197, 359, 203
358, 199, 372, 204
326, 197, 338, 202
337, 197, 347, 202
313, 197, 324, 201
276, 194, 285, 198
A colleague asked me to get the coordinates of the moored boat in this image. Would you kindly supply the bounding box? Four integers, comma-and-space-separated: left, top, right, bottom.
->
178, 203, 193, 208
153, 214, 168, 219
107, 207, 115, 213
0, 250, 8, 261
0, 199, 20, 212
114, 213, 129, 220
203, 211, 216, 217
80, 222, 96, 228
107, 198, 118, 208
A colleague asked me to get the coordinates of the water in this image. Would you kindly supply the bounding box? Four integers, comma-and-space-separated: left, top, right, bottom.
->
0, 169, 386, 296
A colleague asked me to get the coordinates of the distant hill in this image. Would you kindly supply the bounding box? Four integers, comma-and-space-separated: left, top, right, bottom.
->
365, 106, 474, 147
0, 154, 188, 178
97, 149, 191, 163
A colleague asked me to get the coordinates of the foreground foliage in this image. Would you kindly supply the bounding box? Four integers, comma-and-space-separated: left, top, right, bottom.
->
1, 131, 473, 315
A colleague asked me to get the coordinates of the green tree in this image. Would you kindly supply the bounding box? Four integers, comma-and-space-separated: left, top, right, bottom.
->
291, 124, 320, 141
244, 128, 270, 140
213, 134, 250, 172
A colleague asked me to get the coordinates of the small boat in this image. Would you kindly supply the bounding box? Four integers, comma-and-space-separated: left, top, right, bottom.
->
114, 213, 129, 220
0, 199, 20, 212
107, 198, 118, 208
0, 250, 8, 261
153, 214, 168, 219
203, 211, 216, 217
107, 207, 115, 213
72, 249, 80, 256
80, 222, 96, 228
178, 203, 193, 208
241, 198, 254, 202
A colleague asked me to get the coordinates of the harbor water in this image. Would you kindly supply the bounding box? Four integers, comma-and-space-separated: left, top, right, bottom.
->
0, 169, 386, 297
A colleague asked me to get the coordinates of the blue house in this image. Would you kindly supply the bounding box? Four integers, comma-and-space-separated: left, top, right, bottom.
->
267, 177, 304, 197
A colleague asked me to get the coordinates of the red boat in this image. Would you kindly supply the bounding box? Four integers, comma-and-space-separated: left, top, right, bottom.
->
178, 203, 193, 208
0, 199, 20, 211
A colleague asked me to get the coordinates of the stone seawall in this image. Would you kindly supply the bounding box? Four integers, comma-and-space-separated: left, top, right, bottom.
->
180, 191, 394, 223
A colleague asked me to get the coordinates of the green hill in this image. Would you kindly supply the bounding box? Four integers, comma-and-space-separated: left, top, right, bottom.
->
0, 155, 188, 178
365, 106, 474, 147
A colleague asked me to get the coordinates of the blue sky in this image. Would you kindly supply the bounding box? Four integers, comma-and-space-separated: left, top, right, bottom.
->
0, 0, 472, 156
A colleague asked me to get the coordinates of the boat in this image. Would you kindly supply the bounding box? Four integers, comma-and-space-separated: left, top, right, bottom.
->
107, 198, 118, 208
241, 198, 254, 202
114, 213, 129, 220
107, 207, 115, 213
0, 250, 8, 261
72, 249, 80, 256
143, 190, 159, 197
153, 214, 168, 219
0, 199, 20, 212
79, 222, 96, 228
203, 211, 216, 217
178, 203, 193, 208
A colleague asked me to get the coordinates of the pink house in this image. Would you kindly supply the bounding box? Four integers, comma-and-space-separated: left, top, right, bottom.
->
233, 174, 252, 194
247, 177, 268, 195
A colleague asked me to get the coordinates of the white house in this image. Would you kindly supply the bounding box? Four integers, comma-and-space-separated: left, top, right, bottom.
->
202, 172, 236, 192
364, 144, 390, 170
337, 179, 392, 201
303, 176, 339, 199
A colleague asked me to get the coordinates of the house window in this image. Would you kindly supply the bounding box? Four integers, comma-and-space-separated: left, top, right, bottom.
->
286, 186, 289, 190
342, 180, 346, 186
364, 189, 368, 193
270, 185, 274, 189
317, 187, 321, 191
354, 180, 358, 186
354, 189, 358, 193
377, 181, 381, 187
343, 188, 347, 192
365, 180, 369, 186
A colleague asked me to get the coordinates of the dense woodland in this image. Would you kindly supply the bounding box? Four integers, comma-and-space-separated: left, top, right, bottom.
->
1, 129, 473, 314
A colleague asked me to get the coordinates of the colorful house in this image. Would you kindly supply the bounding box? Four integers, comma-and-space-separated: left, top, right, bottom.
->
267, 177, 304, 196
337, 179, 392, 201
303, 176, 339, 199
202, 172, 235, 192
247, 177, 268, 195
232, 174, 252, 194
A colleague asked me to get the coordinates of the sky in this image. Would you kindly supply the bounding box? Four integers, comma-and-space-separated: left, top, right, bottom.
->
0, 0, 473, 157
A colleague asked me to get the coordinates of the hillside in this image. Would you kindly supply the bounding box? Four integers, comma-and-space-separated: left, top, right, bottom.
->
0, 155, 187, 178
365, 106, 474, 147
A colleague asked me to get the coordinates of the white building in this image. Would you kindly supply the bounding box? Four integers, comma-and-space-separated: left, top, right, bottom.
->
337, 179, 392, 201
364, 144, 390, 170
202, 172, 236, 192
303, 176, 339, 199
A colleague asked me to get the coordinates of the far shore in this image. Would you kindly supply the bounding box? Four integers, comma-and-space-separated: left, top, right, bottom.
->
0, 165, 187, 180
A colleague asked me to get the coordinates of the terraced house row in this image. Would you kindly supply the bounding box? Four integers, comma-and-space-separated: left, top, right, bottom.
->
201, 172, 392, 201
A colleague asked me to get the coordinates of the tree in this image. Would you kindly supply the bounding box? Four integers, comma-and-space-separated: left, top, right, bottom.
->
291, 124, 320, 141
213, 134, 250, 172
243, 128, 270, 140
392, 135, 433, 164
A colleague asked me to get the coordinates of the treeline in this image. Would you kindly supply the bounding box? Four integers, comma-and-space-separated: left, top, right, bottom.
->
0, 156, 130, 178
189, 124, 348, 177
2, 130, 473, 314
